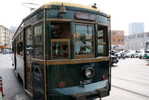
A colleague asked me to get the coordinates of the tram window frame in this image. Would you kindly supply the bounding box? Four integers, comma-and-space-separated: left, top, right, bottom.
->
51, 22, 72, 38
50, 22, 71, 59
25, 26, 33, 56
74, 23, 95, 59
33, 23, 44, 59
51, 39, 70, 59
16, 31, 24, 56
12, 41, 16, 53
16, 41, 23, 55
97, 25, 108, 56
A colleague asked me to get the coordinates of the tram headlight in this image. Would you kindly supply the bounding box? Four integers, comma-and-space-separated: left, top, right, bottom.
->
84, 67, 95, 79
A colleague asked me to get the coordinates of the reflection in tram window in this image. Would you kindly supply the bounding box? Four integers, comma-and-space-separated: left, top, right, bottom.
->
74, 24, 94, 57
51, 39, 70, 59
50, 22, 71, 59
51, 22, 72, 38
34, 24, 43, 59
97, 25, 108, 56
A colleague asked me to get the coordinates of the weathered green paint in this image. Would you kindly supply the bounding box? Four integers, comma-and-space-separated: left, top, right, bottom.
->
32, 63, 45, 100
47, 61, 109, 89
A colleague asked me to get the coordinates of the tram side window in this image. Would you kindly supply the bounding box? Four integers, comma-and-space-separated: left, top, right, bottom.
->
97, 25, 108, 56
74, 24, 94, 58
34, 24, 43, 59
51, 39, 69, 59
12, 41, 16, 53
51, 22, 71, 59
17, 42, 23, 55
51, 22, 72, 38
25, 27, 33, 56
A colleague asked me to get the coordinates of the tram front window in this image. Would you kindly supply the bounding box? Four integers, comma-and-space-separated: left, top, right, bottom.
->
51, 22, 72, 38
74, 24, 94, 58
97, 25, 108, 56
51, 22, 71, 59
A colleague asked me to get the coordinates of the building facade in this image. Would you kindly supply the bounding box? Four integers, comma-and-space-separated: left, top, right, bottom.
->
129, 22, 144, 34
125, 32, 149, 50
111, 30, 125, 50
0, 25, 13, 51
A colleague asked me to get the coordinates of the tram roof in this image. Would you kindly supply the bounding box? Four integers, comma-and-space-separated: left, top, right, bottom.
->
22, 2, 103, 24
13, 2, 109, 40
41, 2, 99, 11
22, 2, 110, 22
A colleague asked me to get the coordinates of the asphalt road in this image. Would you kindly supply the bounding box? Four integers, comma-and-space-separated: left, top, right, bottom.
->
0, 54, 149, 100
103, 58, 149, 100
0, 54, 30, 100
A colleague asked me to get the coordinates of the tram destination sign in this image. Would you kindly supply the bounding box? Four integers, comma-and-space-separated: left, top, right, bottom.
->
75, 12, 96, 21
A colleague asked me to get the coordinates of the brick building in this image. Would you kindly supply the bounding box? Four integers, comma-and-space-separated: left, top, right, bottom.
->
111, 30, 125, 50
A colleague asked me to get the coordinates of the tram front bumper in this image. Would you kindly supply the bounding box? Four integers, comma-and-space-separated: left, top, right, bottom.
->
50, 80, 110, 99
72, 87, 109, 99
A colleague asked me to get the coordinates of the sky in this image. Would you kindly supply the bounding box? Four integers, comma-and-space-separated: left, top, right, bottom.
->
1, 0, 149, 35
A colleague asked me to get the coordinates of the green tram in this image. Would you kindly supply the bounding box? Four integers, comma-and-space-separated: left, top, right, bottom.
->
12, 2, 111, 100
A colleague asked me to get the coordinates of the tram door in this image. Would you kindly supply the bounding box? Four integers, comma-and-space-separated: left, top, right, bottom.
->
25, 27, 33, 93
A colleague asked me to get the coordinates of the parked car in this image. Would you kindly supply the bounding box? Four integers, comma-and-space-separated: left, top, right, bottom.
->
2, 49, 13, 54
137, 50, 145, 59
115, 51, 126, 59
125, 50, 136, 58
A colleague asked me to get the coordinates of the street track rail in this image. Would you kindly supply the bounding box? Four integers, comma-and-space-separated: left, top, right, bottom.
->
112, 85, 149, 98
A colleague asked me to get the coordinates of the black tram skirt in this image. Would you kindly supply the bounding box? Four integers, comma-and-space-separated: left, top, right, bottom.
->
48, 80, 110, 100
